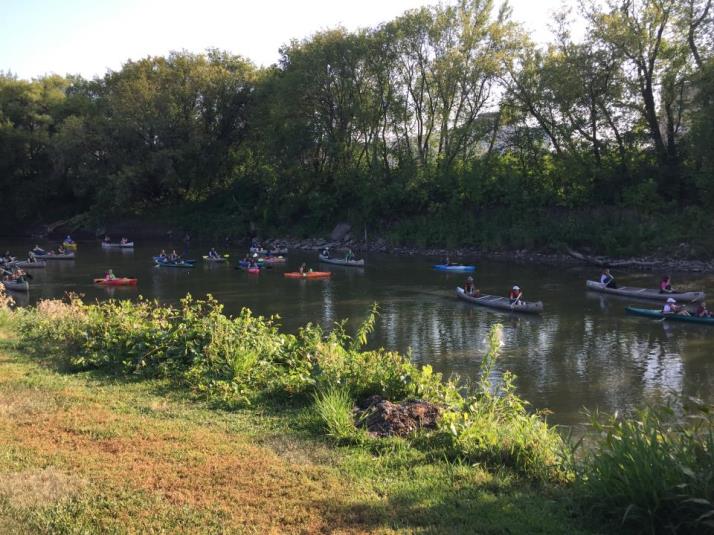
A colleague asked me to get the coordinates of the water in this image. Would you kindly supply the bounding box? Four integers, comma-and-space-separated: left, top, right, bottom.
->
4, 239, 714, 425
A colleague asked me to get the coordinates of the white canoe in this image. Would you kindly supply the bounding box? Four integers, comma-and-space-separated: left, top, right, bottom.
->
11, 261, 46, 269
456, 287, 543, 314
318, 254, 365, 267
37, 252, 75, 260
102, 242, 134, 248
586, 280, 704, 303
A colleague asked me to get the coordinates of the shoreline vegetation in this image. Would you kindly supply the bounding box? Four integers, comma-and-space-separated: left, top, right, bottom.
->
0, 288, 712, 533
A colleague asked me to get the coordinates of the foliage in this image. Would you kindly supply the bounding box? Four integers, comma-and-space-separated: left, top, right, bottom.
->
15, 294, 566, 482
1, 1, 713, 256
578, 400, 714, 533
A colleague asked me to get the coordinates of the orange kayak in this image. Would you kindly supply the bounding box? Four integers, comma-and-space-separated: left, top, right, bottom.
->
284, 271, 331, 279
94, 278, 138, 286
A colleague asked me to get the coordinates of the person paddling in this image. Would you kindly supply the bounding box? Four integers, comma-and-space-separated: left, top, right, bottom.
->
695, 302, 712, 318
509, 285, 523, 306
464, 276, 478, 296
600, 268, 616, 288
105, 269, 117, 281
662, 297, 689, 316
660, 275, 674, 294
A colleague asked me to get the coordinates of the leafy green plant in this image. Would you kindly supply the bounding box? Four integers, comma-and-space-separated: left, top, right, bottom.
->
578, 400, 714, 533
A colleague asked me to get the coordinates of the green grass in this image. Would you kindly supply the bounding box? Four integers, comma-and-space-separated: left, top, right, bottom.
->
0, 323, 595, 534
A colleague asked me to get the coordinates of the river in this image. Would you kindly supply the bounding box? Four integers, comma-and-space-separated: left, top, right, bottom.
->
3, 239, 713, 425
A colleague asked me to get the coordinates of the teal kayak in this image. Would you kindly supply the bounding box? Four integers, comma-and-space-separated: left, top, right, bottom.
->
625, 307, 714, 325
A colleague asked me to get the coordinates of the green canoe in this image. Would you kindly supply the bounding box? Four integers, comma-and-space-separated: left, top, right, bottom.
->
625, 306, 714, 325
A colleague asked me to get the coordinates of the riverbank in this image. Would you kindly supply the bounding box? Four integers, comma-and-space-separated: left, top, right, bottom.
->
259, 235, 714, 274
0, 314, 591, 534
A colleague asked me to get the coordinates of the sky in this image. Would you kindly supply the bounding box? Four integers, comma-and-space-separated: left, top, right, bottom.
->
0, 0, 567, 80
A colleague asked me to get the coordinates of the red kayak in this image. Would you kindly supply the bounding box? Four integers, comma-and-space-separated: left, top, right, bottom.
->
284, 271, 331, 279
93, 278, 137, 286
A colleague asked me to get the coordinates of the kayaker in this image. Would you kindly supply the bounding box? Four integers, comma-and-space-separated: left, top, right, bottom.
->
695, 302, 712, 318
600, 268, 616, 288
65, 235, 74, 244
509, 285, 523, 305
105, 269, 117, 281
57, 245, 66, 254
660, 275, 674, 294
299, 263, 308, 275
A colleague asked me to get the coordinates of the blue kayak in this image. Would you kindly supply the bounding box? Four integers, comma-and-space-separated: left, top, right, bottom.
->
433, 264, 476, 272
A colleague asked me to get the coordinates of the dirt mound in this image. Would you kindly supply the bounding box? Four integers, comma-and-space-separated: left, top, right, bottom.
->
356, 395, 440, 437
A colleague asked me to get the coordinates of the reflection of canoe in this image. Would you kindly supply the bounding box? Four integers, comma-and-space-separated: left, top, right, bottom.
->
12, 261, 46, 269
94, 278, 137, 286
586, 280, 704, 302
626, 306, 714, 325
37, 252, 75, 260
284, 271, 331, 279
2, 280, 29, 292
318, 254, 364, 267
433, 264, 475, 272
456, 287, 543, 314
63, 242, 77, 251
102, 242, 134, 248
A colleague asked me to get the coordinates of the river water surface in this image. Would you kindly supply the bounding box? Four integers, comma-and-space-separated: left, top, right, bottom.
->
4, 239, 714, 425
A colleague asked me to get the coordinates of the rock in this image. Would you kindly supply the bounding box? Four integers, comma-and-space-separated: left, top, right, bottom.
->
330, 222, 352, 242
356, 395, 440, 438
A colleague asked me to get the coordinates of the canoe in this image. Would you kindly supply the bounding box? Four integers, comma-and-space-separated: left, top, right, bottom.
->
262, 256, 286, 265
94, 278, 138, 286
268, 247, 288, 255
2, 279, 29, 292
102, 242, 134, 248
626, 306, 714, 325
586, 280, 705, 303
284, 271, 332, 279
318, 254, 365, 267
11, 261, 46, 269
63, 242, 77, 251
456, 287, 543, 314
433, 264, 476, 272
37, 252, 75, 260
202, 256, 227, 263
154, 259, 195, 269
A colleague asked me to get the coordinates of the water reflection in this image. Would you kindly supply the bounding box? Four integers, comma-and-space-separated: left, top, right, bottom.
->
2, 239, 713, 425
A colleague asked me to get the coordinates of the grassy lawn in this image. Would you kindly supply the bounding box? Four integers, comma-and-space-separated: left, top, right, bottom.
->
0, 325, 595, 534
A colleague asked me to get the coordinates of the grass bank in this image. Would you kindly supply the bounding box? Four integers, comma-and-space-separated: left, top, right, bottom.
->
0, 322, 588, 533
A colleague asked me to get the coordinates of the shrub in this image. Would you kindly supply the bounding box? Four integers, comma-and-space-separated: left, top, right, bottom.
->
578, 400, 714, 533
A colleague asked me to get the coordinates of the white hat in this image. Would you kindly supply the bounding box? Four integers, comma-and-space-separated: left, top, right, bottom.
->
667, 297, 676, 303
513, 285, 520, 290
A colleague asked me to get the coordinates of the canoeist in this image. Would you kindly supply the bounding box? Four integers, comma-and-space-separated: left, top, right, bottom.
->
208, 248, 220, 259
660, 275, 674, 294
662, 297, 689, 316
345, 248, 354, 261
157, 250, 167, 261
321, 247, 330, 258
509, 285, 523, 306
104, 235, 111, 243
169, 250, 179, 262
120, 237, 129, 245
695, 302, 712, 318
464, 276, 479, 296
57, 246, 66, 254
104, 269, 117, 281
299, 262, 308, 275
600, 268, 616, 288
27, 251, 37, 263
64, 235, 74, 244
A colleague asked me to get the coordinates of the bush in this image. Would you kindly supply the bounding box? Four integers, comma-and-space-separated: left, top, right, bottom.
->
578, 401, 714, 533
